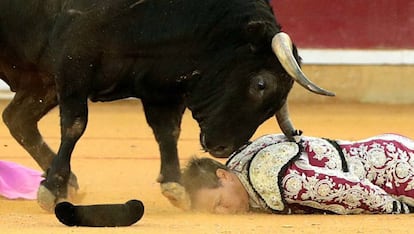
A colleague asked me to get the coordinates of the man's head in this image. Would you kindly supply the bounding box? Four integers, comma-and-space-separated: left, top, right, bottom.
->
181, 157, 249, 214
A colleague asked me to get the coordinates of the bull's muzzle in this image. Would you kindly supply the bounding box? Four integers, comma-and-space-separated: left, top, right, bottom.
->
200, 133, 233, 158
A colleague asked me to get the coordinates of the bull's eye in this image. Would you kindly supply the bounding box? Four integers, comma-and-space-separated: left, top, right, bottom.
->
257, 80, 266, 90
249, 73, 273, 101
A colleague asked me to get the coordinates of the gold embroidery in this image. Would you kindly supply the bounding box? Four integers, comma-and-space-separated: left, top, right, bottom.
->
249, 142, 299, 211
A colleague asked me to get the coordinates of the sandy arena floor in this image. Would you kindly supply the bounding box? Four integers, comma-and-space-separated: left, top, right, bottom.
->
1, 99, 414, 233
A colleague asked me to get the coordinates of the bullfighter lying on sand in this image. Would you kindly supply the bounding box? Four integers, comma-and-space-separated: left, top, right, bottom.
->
181, 133, 414, 214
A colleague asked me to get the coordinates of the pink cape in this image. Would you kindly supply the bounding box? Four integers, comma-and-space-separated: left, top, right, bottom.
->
0, 160, 43, 200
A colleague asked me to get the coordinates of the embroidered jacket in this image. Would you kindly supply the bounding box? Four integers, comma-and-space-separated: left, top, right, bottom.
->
226, 134, 414, 214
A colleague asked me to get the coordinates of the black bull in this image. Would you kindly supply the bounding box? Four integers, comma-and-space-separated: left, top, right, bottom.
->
0, 0, 334, 211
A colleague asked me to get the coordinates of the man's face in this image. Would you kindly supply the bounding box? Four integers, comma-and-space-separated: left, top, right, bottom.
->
192, 169, 249, 214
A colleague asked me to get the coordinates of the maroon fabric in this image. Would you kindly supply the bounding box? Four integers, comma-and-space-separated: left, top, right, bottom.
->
281, 134, 414, 214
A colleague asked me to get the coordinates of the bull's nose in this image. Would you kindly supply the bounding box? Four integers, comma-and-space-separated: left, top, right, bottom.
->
200, 133, 233, 158
209, 145, 232, 158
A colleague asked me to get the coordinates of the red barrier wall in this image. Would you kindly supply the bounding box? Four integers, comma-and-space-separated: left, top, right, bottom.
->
271, 0, 414, 49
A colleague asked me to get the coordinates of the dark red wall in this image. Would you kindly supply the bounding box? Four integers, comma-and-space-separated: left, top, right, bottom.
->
270, 0, 414, 49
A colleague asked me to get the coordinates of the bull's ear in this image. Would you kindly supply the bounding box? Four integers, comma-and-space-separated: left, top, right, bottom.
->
245, 21, 270, 53
246, 21, 266, 36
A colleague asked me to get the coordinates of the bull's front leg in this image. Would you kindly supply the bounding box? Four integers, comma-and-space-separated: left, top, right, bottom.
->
37, 53, 91, 212
37, 95, 88, 212
142, 100, 190, 210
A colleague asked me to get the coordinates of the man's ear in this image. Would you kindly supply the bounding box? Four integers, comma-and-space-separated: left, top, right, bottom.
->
216, 169, 230, 180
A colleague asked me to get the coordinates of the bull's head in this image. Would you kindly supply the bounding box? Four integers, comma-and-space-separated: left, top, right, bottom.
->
185, 23, 334, 158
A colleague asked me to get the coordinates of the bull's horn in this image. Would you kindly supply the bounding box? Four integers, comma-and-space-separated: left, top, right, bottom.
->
271, 32, 335, 96
275, 102, 302, 142
275, 102, 295, 140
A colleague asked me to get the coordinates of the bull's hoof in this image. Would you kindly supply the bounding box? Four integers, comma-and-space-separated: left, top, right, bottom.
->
37, 180, 79, 213
37, 184, 59, 212
161, 182, 191, 211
